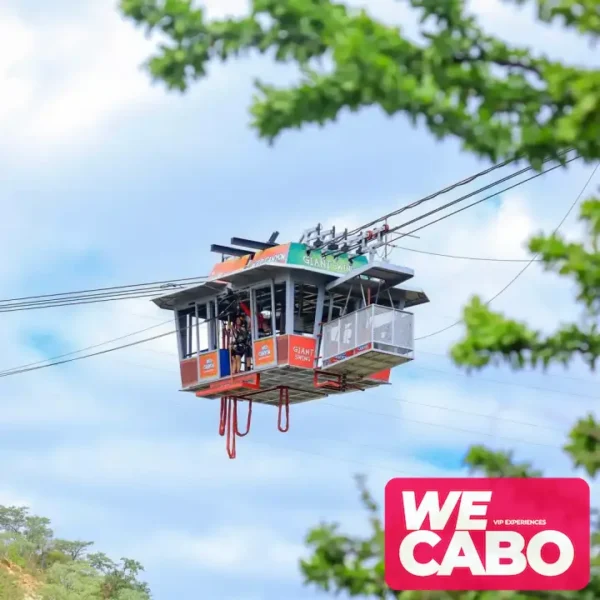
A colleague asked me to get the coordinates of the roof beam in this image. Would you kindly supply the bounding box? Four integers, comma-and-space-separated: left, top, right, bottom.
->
230, 237, 277, 251
210, 244, 253, 258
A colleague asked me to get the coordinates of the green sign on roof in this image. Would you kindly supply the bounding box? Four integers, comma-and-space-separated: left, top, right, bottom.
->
287, 243, 368, 275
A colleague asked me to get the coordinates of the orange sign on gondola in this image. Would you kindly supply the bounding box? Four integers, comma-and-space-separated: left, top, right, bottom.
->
199, 351, 219, 380
288, 335, 316, 368
253, 337, 276, 368
209, 255, 250, 277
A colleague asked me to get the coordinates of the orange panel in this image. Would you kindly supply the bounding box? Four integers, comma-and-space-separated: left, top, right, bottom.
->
196, 373, 260, 397
253, 337, 276, 368
209, 255, 250, 277
369, 368, 391, 382
248, 243, 290, 268
277, 335, 289, 364
199, 350, 219, 380
180, 358, 198, 387
288, 335, 316, 369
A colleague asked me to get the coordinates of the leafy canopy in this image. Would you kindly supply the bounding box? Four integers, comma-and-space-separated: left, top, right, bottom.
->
120, 0, 599, 167
120, 0, 599, 598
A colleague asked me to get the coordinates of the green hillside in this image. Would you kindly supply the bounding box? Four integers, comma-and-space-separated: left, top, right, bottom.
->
0, 505, 151, 600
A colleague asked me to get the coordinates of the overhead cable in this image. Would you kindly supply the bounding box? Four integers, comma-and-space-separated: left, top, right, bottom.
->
339, 152, 578, 256
414, 162, 599, 341
0, 276, 209, 313
322, 149, 572, 256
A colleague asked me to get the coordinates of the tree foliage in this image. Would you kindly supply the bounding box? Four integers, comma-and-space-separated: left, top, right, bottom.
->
120, 0, 599, 597
0, 505, 151, 600
120, 0, 599, 166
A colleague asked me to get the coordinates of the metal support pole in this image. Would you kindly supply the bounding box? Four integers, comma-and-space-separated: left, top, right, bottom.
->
249, 289, 258, 338
208, 300, 217, 351
270, 279, 278, 364
285, 274, 295, 335
195, 303, 200, 375
174, 310, 183, 361
342, 284, 353, 316
360, 283, 367, 307
313, 283, 326, 337
187, 312, 192, 358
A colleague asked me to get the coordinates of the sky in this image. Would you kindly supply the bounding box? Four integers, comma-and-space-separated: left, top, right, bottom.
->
0, 0, 598, 598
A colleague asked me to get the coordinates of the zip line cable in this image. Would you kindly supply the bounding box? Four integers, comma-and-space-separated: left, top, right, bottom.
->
0, 274, 208, 304
0, 276, 209, 313
0, 283, 207, 312
320, 401, 559, 449
388, 155, 581, 245
0, 330, 178, 379
336, 152, 578, 257
0, 286, 192, 309
321, 149, 573, 256
392, 246, 539, 262
0, 291, 180, 313
414, 162, 599, 341
320, 153, 526, 250
0, 320, 174, 375
0, 297, 241, 377
0, 277, 232, 314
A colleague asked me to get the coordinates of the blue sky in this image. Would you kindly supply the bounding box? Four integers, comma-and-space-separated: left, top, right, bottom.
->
0, 1, 598, 598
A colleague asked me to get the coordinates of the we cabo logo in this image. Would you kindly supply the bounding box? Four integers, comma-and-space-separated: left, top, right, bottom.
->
384, 478, 590, 591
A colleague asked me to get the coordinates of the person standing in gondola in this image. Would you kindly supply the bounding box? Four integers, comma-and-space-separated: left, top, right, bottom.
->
230, 313, 251, 374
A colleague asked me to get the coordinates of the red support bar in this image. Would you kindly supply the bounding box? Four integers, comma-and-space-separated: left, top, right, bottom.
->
277, 387, 290, 433
219, 397, 227, 436
313, 370, 341, 390
218, 396, 253, 458
235, 398, 252, 437
224, 396, 236, 459
313, 370, 366, 393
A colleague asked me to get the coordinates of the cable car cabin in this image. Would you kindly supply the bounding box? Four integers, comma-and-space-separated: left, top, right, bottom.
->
151, 239, 429, 457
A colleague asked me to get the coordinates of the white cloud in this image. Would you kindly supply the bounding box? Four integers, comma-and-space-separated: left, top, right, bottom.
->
23, 17, 155, 145
0, 1, 596, 594
470, 0, 598, 65
140, 526, 305, 579
0, 489, 31, 509
6, 435, 342, 489
0, 386, 124, 428
0, 3, 160, 152
0, 14, 35, 123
